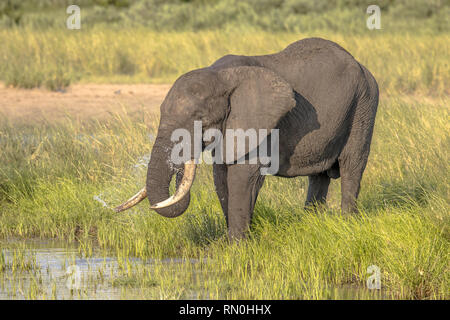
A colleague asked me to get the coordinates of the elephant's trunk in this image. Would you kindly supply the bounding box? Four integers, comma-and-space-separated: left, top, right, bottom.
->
114, 129, 195, 217
150, 159, 196, 210
146, 134, 193, 217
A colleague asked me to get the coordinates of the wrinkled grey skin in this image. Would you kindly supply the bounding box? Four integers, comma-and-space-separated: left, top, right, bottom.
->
146, 38, 379, 240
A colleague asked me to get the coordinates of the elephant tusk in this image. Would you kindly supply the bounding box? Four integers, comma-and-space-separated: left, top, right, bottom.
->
114, 187, 147, 213
150, 160, 196, 209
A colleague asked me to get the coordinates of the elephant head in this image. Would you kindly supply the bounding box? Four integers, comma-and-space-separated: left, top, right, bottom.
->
114, 65, 296, 217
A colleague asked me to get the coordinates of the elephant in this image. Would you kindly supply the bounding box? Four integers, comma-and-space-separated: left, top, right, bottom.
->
114, 37, 379, 240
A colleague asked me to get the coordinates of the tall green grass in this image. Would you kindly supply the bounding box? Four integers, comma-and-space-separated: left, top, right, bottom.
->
0, 29, 449, 93
0, 94, 448, 299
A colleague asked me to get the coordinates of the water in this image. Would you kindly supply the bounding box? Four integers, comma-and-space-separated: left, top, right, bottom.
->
0, 239, 196, 300
1, 239, 388, 300
1, 239, 126, 299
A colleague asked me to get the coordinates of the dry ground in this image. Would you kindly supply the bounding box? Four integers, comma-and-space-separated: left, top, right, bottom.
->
0, 83, 170, 124
0, 82, 446, 127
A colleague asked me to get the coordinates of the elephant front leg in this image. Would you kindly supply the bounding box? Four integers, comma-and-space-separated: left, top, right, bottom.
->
213, 164, 228, 226
226, 164, 265, 240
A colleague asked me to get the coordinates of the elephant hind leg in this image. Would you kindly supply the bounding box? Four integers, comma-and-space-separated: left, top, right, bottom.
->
326, 161, 340, 179
338, 148, 368, 213
305, 172, 331, 209
337, 123, 373, 213
338, 81, 378, 213
338, 122, 374, 213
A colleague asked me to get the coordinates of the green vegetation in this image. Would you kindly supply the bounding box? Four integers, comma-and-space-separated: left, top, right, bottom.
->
0, 94, 448, 299
0, 29, 449, 92
0, 0, 449, 90
0, 0, 448, 300
0, 244, 38, 273
1, 0, 449, 33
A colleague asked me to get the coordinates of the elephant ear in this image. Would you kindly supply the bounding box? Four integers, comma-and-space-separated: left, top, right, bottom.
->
217, 66, 296, 163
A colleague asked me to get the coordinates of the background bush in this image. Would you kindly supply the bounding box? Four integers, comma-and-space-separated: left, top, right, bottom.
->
0, 0, 448, 33
1, 0, 448, 90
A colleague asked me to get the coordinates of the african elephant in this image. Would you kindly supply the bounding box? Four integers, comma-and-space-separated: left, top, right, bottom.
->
115, 37, 379, 240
